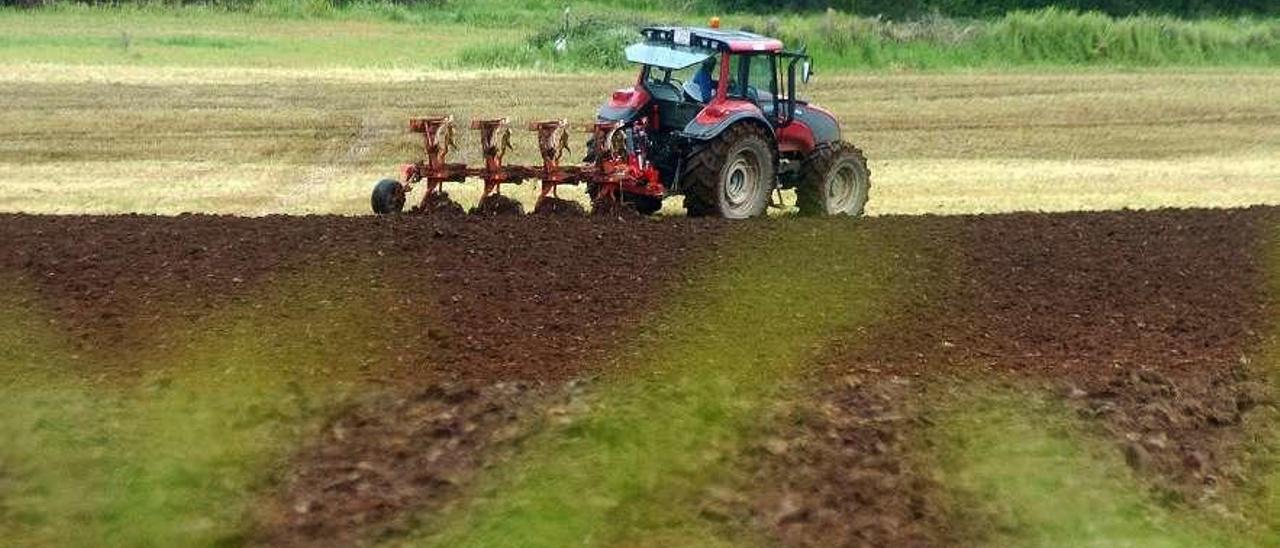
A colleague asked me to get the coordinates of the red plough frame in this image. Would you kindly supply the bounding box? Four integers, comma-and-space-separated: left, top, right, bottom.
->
398, 116, 662, 211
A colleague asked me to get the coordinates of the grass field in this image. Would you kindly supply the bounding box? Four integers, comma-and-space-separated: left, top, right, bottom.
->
0, 7, 520, 69
6, 4, 1278, 71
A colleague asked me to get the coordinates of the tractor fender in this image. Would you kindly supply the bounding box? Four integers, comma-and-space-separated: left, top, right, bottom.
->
680, 100, 775, 143
597, 87, 650, 122
793, 102, 841, 145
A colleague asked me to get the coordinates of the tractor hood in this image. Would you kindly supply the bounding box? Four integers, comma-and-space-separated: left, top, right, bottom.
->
624, 41, 714, 69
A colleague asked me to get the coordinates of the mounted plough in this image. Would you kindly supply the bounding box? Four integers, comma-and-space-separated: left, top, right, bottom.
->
371, 116, 661, 215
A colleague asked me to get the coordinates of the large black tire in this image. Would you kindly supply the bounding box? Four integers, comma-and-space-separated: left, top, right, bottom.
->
795, 142, 871, 217
682, 123, 775, 219
371, 179, 405, 215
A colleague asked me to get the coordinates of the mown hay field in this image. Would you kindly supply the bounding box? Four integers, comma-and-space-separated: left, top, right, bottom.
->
1, 64, 1277, 216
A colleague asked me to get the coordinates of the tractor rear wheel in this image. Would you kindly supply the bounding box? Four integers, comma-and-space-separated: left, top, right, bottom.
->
683, 123, 775, 219
795, 142, 870, 217
371, 179, 405, 215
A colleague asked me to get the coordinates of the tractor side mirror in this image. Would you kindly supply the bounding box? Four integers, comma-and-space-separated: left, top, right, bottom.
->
801, 60, 812, 84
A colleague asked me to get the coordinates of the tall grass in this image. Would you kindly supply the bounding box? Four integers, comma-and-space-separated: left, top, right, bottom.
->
460, 12, 678, 71
747, 8, 1280, 69
979, 8, 1280, 65
457, 7, 1280, 71
774, 8, 1280, 69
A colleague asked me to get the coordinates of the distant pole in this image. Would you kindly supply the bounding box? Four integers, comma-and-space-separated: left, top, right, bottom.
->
555, 6, 571, 54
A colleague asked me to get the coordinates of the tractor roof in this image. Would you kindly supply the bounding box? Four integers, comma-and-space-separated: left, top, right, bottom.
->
640, 26, 784, 53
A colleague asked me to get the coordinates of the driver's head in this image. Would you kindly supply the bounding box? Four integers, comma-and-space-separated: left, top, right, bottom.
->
700, 57, 716, 74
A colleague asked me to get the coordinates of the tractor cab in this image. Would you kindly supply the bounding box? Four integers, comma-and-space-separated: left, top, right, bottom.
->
602, 26, 815, 139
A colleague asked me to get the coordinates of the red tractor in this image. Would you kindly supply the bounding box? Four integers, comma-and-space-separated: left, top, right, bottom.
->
371, 23, 870, 219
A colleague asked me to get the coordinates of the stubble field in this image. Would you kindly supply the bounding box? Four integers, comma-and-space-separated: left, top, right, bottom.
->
1, 65, 1278, 216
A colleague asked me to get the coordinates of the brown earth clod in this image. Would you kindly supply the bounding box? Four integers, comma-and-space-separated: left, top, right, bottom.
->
469, 194, 524, 216
412, 192, 466, 217
252, 379, 591, 547
532, 197, 587, 217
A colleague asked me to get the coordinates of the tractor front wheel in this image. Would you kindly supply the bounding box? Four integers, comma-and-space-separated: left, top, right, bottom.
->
371, 179, 406, 215
683, 123, 775, 219
795, 142, 870, 217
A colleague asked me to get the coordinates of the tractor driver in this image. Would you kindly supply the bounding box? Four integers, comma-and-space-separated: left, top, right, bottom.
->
689, 57, 716, 103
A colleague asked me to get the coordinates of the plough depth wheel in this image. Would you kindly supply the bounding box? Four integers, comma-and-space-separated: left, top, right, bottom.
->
371, 179, 405, 215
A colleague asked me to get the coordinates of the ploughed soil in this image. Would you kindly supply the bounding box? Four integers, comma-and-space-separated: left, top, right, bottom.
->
0, 213, 723, 383
0, 212, 723, 545
1, 207, 1276, 546
741, 207, 1279, 547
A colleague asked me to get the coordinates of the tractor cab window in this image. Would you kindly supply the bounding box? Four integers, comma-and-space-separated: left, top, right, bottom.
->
724, 54, 746, 98
628, 41, 718, 104
643, 58, 717, 104
732, 54, 777, 109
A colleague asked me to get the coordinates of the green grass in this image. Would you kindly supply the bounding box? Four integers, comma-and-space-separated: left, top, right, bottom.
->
0, 278, 110, 545
0, 5, 520, 69
391, 221, 917, 546
931, 386, 1244, 547
779, 8, 1280, 71
0, 266, 401, 545
1234, 222, 1280, 541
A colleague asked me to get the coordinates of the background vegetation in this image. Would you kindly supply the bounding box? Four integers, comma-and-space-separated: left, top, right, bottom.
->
3, 1, 1276, 71
460, 7, 1280, 71
5, 0, 1279, 18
